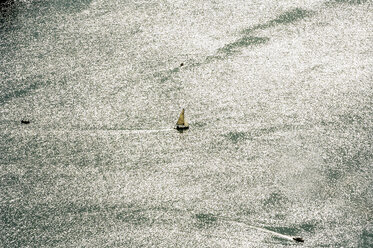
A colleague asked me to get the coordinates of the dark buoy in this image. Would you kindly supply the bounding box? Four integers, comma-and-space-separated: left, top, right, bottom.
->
21, 120, 30, 124
180, 63, 184, 67
293, 237, 304, 243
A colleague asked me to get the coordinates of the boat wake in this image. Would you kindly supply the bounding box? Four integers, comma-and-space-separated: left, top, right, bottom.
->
154, 208, 304, 243
216, 216, 303, 243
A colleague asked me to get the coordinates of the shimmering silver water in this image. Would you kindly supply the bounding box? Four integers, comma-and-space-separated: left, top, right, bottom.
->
1, 0, 372, 247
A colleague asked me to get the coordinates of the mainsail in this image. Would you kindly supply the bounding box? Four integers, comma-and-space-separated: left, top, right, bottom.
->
177, 109, 186, 125
176, 109, 189, 129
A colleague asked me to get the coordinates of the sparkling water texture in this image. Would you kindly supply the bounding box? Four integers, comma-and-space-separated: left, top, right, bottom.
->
1, 0, 372, 247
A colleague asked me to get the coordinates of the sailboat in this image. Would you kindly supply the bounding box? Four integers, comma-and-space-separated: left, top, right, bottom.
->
175, 108, 189, 130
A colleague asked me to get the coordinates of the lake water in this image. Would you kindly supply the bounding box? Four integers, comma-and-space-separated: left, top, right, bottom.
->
1, 0, 372, 247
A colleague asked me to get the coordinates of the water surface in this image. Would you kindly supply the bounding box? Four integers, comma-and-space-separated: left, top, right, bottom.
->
1, 0, 372, 247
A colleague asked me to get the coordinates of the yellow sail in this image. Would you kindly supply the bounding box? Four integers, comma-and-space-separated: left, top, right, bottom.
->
176, 109, 185, 125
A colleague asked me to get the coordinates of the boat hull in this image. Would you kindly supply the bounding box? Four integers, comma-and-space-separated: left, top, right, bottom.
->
175, 125, 189, 130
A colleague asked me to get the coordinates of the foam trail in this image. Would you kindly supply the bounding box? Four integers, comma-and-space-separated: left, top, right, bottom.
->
239, 223, 295, 241
221, 218, 298, 242
109, 128, 174, 134
118, 208, 303, 243
10, 127, 175, 135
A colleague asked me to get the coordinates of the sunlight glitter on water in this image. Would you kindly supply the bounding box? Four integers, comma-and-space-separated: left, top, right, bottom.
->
1, 0, 372, 247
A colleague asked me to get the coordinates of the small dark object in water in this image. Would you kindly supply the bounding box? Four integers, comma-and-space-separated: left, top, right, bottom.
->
293, 237, 304, 242
21, 120, 30, 124
180, 63, 184, 67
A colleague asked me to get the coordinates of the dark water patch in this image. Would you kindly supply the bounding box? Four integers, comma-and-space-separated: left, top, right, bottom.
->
359, 224, 373, 247
223, 131, 253, 144
223, 124, 307, 144
153, 59, 204, 84
1, 202, 96, 247
201, 8, 316, 65
159, 73, 173, 83
116, 210, 152, 225
205, 54, 223, 62
257, 126, 281, 135
322, 135, 373, 173
0, 0, 14, 11
195, 213, 218, 228
1, 0, 91, 33
343, 147, 373, 169
246, 155, 259, 162
218, 36, 269, 56
243, 23, 272, 34
319, 109, 373, 194
62, 201, 104, 215
262, 191, 289, 208
0, 201, 159, 247
265, 226, 299, 237
320, 111, 373, 132
152, 9, 315, 76
243, 8, 315, 34
235, 202, 260, 218
30, 0, 93, 13
336, 113, 366, 126
0, 0, 12, 4
158, 84, 184, 100
300, 221, 319, 233
0, 203, 32, 227
0, 0, 13, 9
1, 204, 59, 246
0, 173, 20, 186
327, 0, 369, 5
270, 8, 315, 25
0, 75, 47, 104
193, 121, 207, 128
0, 83, 37, 103
0, 0, 17, 31
325, 168, 345, 183
152, 67, 179, 84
